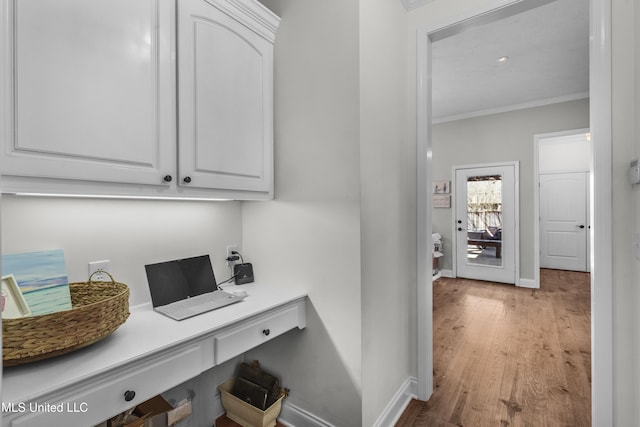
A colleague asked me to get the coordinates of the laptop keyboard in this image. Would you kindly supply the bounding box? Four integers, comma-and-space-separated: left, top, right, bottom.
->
157, 290, 241, 319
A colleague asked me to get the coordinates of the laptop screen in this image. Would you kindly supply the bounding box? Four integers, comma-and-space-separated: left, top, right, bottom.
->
145, 255, 218, 307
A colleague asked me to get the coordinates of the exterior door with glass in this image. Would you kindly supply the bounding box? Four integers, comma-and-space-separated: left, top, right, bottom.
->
454, 163, 517, 284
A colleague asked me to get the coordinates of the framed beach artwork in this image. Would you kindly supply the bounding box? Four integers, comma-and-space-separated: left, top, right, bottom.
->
2, 249, 72, 315
1, 274, 31, 318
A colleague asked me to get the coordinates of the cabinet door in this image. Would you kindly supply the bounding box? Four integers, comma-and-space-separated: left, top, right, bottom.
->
178, 0, 274, 195
0, 0, 175, 188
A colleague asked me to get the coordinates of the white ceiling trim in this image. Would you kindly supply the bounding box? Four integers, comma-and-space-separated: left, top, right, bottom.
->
400, 0, 435, 12
433, 91, 590, 124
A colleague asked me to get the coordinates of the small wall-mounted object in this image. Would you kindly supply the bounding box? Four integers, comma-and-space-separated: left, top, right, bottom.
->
433, 194, 451, 208
433, 180, 450, 194
629, 160, 640, 185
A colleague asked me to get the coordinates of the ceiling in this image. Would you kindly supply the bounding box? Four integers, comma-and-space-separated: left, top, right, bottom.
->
430, 0, 589, 122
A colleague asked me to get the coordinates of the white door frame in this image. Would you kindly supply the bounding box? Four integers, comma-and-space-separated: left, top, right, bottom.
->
533, 128, 591, 285
416, 0, 613, 425
451, 162, 520, 285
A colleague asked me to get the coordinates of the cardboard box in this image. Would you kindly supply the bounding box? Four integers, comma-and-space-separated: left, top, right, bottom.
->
219, 379, 283, 427
106, 395, 192, 427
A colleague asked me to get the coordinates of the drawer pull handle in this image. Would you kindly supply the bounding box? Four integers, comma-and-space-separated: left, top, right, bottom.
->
262, 329, 271, 336
124, 390, 136, 402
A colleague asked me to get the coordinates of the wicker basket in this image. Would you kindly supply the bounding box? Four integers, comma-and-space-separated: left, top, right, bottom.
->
2, 271, 130, 367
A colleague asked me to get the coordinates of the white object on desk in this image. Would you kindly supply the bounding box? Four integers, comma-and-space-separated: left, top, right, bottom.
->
227, 289, 249, 298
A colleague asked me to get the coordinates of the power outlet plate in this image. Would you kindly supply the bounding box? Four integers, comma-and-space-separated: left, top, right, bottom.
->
89, 260, 110, 281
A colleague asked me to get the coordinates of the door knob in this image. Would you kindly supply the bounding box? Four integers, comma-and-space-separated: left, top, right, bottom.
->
163, 175, 172, 183
124, 390, 136, 402
183, 176, 192, 184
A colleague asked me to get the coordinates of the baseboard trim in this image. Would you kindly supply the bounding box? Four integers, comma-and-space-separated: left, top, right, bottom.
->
373, 377, 418, 427
278, 377, 418, 427
441, 269, 455, 278
517, 278, 538, 289
279, 401, 337, 427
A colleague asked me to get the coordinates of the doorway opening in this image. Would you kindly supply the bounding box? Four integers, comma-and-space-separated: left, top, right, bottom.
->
534, 130, 591, 287
415, 0, 612, 425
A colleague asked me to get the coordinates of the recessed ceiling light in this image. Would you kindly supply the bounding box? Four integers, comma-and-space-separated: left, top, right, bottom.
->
497, 56, 509, 63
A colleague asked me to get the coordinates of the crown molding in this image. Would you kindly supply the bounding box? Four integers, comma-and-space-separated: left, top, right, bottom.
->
205, 0, 280, 42
433, 92, 590, 124
401, 0, 435, 11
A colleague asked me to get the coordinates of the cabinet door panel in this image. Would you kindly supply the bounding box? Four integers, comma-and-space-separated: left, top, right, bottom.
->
1, 0, 175, 186
178, 0, 273, 194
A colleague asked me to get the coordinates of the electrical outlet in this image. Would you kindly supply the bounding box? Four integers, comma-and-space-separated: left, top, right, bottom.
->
89, 260, 110, 281
226, 245, 239, 266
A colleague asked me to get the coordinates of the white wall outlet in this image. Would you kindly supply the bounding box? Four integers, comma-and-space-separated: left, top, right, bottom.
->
226, 245, 239, 266
89, 260, 111, 281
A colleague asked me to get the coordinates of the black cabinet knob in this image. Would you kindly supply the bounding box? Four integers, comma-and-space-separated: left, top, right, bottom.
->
183, 176, 192, 184
262, 329, 270, 336
163, 175, 173, 182
457, 220, 462, 224
458, 227, 463, 231
578, 225, 585, 229
124, 390, 136, 402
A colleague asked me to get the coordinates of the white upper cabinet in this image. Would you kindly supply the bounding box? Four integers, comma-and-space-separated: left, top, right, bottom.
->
1, 0, 176, 188
0, 0, 278, 200
178, 0, 274, 194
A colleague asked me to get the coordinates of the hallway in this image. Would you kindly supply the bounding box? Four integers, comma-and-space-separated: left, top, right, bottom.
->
397, 269, 591, 426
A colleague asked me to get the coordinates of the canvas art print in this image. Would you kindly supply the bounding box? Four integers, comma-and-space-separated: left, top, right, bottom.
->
2, 249, 72, 315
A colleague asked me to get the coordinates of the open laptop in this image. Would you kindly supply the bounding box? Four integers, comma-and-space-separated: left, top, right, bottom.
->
145, 255, 244, 321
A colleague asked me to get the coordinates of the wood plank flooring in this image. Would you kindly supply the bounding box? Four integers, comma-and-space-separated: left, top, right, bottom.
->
397, 269, 591, 427
215, 414, 286, 427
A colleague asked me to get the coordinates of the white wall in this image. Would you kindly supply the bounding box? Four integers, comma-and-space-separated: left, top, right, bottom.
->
538, 132, 591, 174
1, 196, 242, 306
431, 99, 589, 278
359, 1, 413, 425
243, 0, 363, 425
244, 1, 414, 425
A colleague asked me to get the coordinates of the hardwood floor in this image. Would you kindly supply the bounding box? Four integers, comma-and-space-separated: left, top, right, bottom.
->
397, 269, 591, 427
215, 415, 286, 427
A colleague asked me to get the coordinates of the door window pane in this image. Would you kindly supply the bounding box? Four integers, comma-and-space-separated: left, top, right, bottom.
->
466, 175, 503, 267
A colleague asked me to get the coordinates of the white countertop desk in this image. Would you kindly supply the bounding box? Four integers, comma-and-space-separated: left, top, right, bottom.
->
2, 283, 307, 426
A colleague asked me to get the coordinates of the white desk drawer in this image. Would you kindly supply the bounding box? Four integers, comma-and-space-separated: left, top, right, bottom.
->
214, 302, 303, 364
10, 344, 203, 427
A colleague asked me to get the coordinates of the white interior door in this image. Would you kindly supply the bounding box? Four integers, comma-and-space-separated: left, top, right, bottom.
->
539, 172, 589, 271
455, 164, 517, 284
